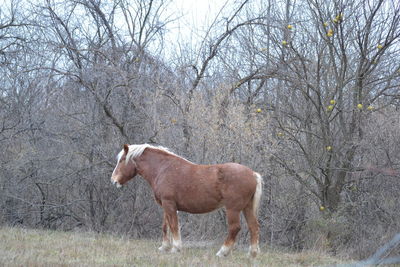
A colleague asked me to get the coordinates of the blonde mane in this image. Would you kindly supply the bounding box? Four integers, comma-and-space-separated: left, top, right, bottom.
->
118, 144, 188, 163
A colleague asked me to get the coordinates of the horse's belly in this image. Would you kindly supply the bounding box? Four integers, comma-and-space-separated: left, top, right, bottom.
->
176, 195, 222, 214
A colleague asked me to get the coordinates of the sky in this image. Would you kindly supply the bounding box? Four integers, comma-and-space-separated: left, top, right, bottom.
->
0, 0, 233, 58
160, 0, 236, 61
166, 0, 231, 46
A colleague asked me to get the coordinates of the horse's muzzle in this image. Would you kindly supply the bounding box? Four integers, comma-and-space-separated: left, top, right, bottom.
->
111, 178, 122, 188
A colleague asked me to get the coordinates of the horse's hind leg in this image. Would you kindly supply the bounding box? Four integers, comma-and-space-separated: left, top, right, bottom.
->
243, 202, 260, 257
216, 209, 240, 257
158, 212, 172, 252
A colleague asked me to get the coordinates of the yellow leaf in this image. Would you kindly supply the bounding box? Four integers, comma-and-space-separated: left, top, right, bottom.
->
334, 13, 343, 23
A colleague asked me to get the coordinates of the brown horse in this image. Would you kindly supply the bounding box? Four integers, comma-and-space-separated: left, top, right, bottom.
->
111, 144, 263, 257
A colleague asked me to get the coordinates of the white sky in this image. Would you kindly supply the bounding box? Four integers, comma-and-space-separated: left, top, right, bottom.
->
160, 0, 235, 61
0, 0, 233, 58
166, 0, 230, 44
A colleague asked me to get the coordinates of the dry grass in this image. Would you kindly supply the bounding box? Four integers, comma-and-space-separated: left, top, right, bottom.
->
0, 227, 346, 266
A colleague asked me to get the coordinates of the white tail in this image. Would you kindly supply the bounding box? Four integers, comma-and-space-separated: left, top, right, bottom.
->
253, 172, 263, 216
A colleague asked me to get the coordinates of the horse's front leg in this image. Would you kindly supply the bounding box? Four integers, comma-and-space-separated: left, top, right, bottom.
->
162, 200, 182, 253
158, 212, 172, 252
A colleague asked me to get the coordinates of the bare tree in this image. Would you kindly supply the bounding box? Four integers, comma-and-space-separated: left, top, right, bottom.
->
1, 0, 399, 259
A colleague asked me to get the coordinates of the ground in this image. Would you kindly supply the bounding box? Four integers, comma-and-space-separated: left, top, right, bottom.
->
0, 227, 346, 266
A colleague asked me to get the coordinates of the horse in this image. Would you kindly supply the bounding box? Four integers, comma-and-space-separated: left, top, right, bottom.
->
111, 144, 263, 257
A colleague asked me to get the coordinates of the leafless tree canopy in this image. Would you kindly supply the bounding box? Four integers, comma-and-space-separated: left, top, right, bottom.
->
1, 0, 399, 258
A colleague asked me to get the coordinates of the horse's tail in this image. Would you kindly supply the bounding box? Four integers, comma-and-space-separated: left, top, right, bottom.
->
253, 172, 263, 217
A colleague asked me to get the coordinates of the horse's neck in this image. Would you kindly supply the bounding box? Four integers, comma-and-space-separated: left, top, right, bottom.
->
136, 149, 172, 187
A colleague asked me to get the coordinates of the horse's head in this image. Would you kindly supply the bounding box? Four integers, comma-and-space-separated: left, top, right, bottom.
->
111, 144, 138, 188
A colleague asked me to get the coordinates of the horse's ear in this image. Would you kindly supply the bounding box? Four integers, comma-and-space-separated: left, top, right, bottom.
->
123, 144, 129, 155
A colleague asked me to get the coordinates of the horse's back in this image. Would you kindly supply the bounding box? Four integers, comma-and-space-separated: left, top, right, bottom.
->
217, 162, 257, 183
219, 163, 257, 194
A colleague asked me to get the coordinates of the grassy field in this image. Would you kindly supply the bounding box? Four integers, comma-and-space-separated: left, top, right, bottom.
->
0, 227, 346, 266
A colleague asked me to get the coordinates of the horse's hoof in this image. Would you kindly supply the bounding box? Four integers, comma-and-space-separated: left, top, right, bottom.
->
248, 250, 258, 258
248, 245, 260, 258
216, 245, 230, 257
216, 251, 226, 257
170, 246, 181, 253
158, 245, 171, 252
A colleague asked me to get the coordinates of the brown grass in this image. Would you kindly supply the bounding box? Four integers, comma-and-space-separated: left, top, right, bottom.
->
0, 227, 346, 266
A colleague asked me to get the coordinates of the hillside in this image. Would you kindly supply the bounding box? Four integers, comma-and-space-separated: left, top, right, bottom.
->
0, 227, 345, 266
